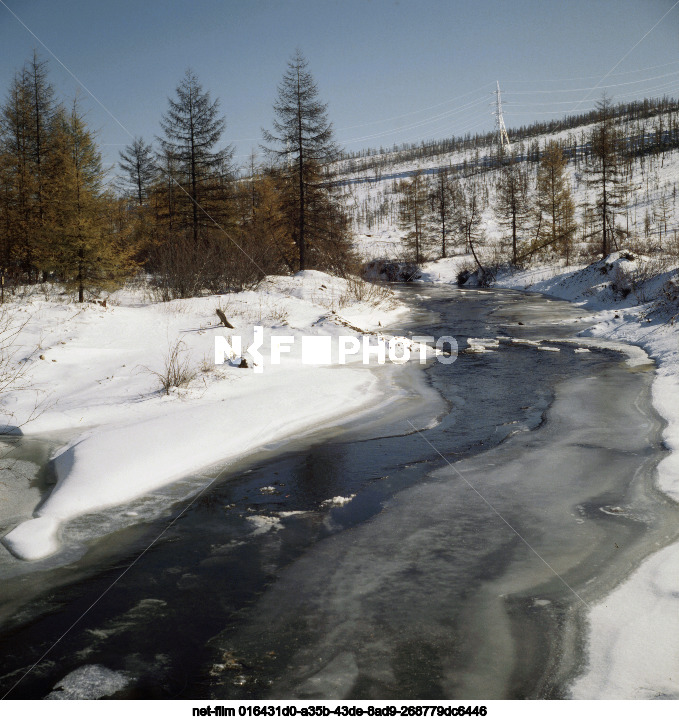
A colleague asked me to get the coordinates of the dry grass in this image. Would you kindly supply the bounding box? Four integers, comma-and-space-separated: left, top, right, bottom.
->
142, 339, 196, 395
334, 276, 397, 309
0, 305, 43, 432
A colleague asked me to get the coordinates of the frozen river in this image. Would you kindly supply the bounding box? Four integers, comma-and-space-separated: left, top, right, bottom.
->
0, 284, 674, 699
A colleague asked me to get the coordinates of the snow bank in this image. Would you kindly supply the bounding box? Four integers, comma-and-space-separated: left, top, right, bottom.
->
4, 367, 377, 560
489, 253, 679, 698
570, 540, 679, 699
45, 664, 129, 699
653, 372, 679, 502
1, 271, 416, 561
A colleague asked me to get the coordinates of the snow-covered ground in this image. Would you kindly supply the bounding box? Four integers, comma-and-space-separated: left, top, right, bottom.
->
341, 108, 679, 267
0, 271, 431, 562
3, 107, 678, 695
421, 249, 679, 699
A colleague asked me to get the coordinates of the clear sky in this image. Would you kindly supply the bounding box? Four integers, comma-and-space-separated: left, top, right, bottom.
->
0, 0, 677, 176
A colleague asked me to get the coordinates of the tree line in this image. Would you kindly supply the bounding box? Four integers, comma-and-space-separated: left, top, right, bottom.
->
396, 96, 643, 271
0, 50, 355, 301
340, 95, 679, 178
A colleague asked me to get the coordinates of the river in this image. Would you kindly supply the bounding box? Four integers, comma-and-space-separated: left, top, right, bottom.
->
0, 284, 674, 700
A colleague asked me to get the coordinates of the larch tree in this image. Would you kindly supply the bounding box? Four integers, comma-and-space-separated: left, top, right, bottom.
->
457, 181, 484, 272
158, 69, 233, 245
0, 67, 36, 280
585, 96, 628, 257
117, 136, 157, 265
398, 170, 430, 264
242, 170, 296, 274
49, 103, 133, 301
0, 54, 58, 282
428, 167, 458, 259
495, 158, 529, 265
0, 149, 12, 276
533, 141, 577, 262
151, 147, 179, 233
119, 136, 155, 206
26, 52, 57, 274
262, 50, 345, 272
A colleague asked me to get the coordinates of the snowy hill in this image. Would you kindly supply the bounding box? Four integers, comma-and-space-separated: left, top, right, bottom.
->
333, 100, 679, 265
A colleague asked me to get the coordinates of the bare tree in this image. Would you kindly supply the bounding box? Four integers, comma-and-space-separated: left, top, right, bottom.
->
458, 181, 483, 260
495, 157, 529, 264
532, 141, 577, 262
585, 96, 628, 256
429, 167, 458, 259
398, 170, 431, 264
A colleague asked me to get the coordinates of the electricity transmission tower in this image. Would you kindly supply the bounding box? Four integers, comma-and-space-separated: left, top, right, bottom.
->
493, 81, 511, 155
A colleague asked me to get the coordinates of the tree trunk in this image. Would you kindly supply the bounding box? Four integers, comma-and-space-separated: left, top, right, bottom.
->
297, 70, 305, 271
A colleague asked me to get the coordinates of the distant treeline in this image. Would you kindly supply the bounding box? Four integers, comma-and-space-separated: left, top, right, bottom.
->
338, 96, 679, 176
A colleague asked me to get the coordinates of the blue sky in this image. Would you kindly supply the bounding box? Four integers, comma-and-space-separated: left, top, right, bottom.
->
0, 0, 677, 176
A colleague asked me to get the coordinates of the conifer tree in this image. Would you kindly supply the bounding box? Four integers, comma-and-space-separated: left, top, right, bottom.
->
0, 68, 36, 280
458, 181, 484, 268
398, 170, 431, 264
0, 149, 12, 275
49, 103, 133, 301
533, 141, 577, 261
495, 158, 529, 264
0, 54, 57, 282
119, 136, 155, 205
262, 50, 347, 272
158, 69, 233, 245
151, 147, 179, 233
585, 96, 628, 256
428, 167, 458, 259
26, 53, 56, 242
242, 170, 295, 273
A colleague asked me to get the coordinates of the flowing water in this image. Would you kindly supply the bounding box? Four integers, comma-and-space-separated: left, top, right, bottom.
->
0, 284, 675, 700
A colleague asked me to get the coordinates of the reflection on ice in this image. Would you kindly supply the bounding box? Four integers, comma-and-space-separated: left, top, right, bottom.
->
211, 356, 673, 699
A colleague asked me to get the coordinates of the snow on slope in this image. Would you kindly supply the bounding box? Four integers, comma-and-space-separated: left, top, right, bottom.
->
340, 119, 679, 264
1, 271, 420, 562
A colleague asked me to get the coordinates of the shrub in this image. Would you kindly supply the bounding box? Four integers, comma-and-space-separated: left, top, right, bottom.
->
144, 339, 196, 395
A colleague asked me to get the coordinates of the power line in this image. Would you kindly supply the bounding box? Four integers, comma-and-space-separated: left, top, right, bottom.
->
500, 58, 679, 84
503, 69, 679, 95
503, 82, 679, 119
569, 0, 679, 116
339, 95, 490, 145
335, 83, 495, 132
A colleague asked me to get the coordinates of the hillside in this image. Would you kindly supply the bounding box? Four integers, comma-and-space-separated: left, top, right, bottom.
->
334, 98, 679, 267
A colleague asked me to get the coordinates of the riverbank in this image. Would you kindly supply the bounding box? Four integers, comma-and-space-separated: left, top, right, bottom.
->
3, 255, 679, 698
422, 251, 679, 699
5, 280, 657, 701
0, 271, 436, 562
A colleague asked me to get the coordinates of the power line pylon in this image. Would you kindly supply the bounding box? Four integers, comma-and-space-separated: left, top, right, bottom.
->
493, 81, 511, 155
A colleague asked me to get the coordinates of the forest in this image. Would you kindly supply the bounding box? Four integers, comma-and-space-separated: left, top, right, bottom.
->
344, 95, 679, 279
0, 51, 355, 303
1, 50, 678, 303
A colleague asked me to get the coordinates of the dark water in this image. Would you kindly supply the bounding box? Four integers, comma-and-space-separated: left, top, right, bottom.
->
0, 285, 674, 700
